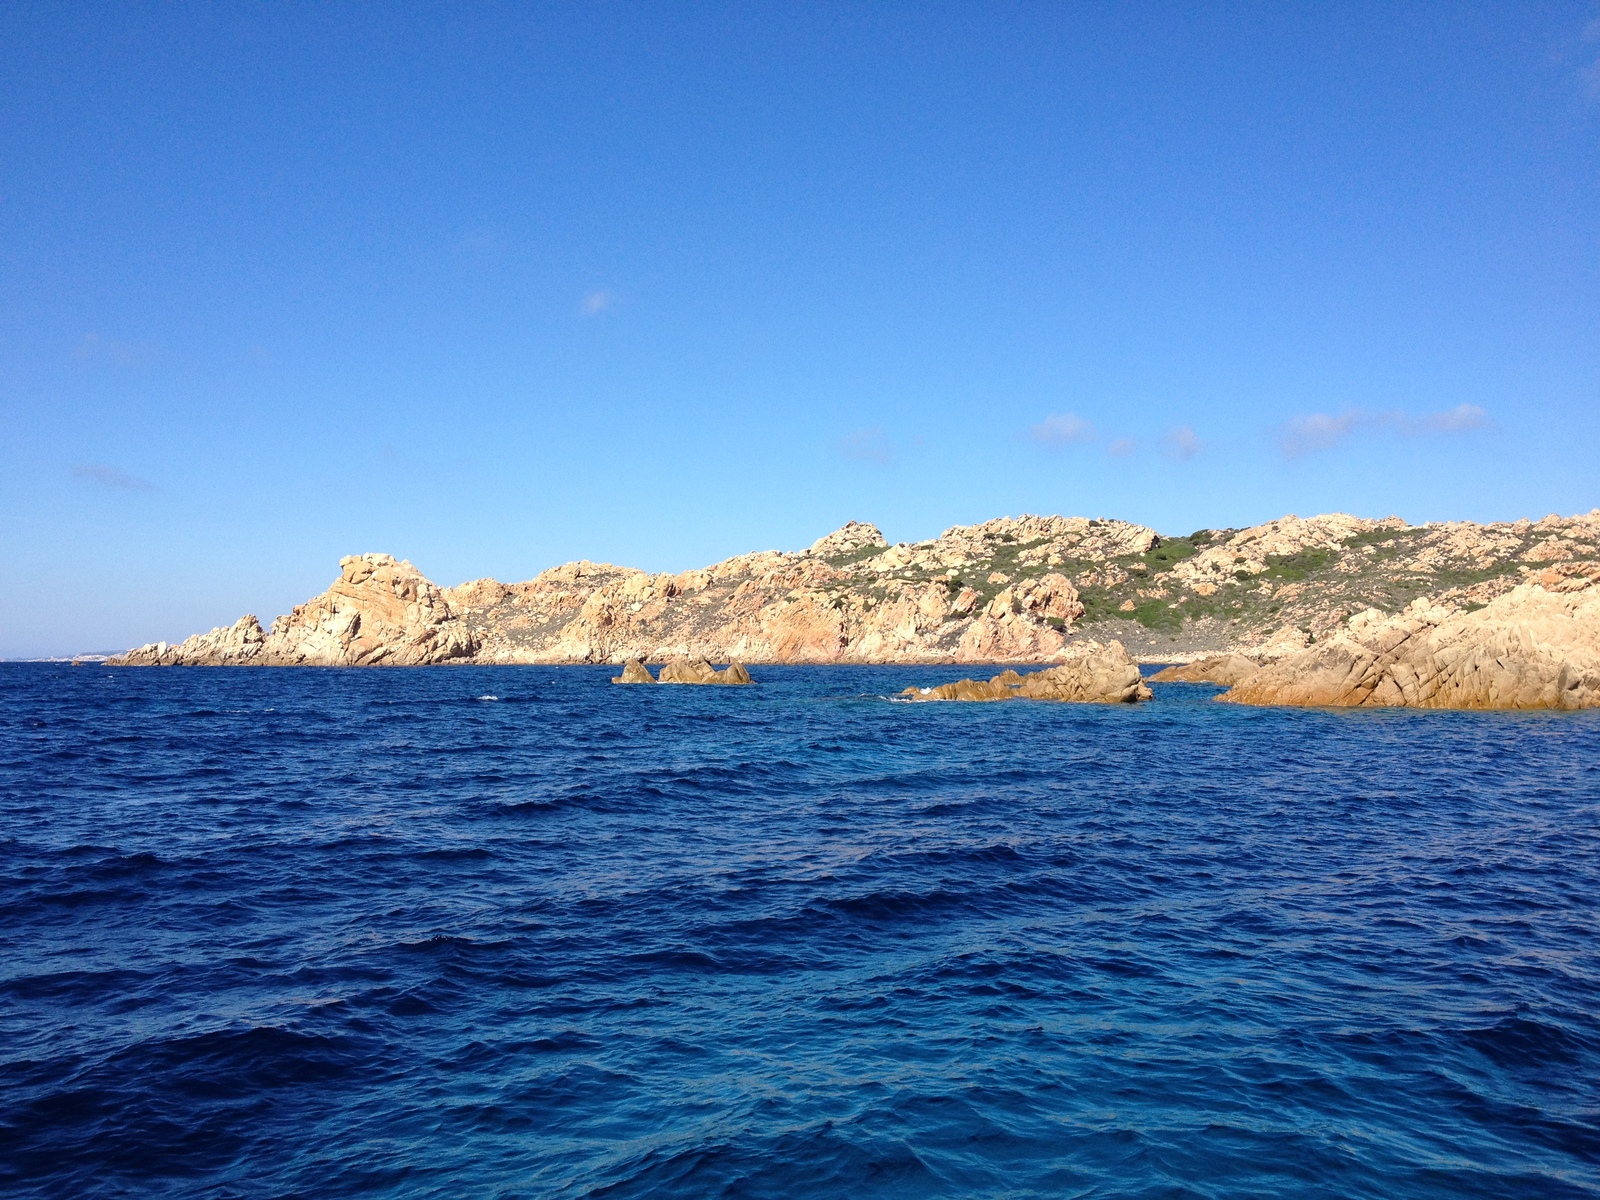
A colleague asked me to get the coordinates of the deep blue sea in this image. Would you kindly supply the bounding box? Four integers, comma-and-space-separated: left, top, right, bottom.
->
2, 663, 1598, 1198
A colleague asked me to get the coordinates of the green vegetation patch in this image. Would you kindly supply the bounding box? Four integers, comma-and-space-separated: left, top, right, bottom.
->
1261, 547, 1338, 582
823, 544, 890, 569
1136, 536, 1201, 574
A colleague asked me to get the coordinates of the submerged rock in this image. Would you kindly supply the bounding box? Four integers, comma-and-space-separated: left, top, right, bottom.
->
1149, 654, 1259, 685
900, 641, 1151, 704
1220, 582, 1600, 709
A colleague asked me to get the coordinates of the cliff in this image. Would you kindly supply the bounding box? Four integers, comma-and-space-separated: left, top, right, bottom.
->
1219, 569, 1600, 710
112, 510, 1600, 680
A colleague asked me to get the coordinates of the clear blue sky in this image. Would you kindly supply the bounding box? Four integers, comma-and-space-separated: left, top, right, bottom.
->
3, 3, 1598, 656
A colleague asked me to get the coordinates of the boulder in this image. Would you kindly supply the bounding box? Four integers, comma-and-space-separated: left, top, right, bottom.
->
656, 656, 752, 685
900, 641, 1151, 704
1221, 583, 1600, 709
611, 659, 655, 684
1149, 654, 1259, 685
902, 676, 1014, 702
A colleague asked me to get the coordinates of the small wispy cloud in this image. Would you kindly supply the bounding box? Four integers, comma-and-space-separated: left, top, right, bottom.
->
1163, 425, 1202, 461
1106, 437, 1138, 457
72, 463, 157, 492
1410, 403, 1489, 434
1029, 412, 1094, 448
1280, 411, 1363, 457
1582, 56, 1600, 101
74, 332, 149, 368
836, 426, 894, 466
581, 290, 613, 316
1573, 17, 1600, 99
1279, 404, 1490, 458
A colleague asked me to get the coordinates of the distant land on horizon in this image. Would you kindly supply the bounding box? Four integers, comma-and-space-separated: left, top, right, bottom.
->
107, 508, 1600, 669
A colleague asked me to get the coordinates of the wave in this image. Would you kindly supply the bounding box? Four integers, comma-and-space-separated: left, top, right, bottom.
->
3, 662, 1598, 1198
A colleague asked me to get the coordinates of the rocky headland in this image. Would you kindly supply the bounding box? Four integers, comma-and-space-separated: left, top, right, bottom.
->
110, 509, 1600, 709
1217, 571, 1600, 710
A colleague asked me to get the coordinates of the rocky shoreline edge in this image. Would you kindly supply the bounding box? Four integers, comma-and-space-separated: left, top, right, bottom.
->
107, 510, 1600, 711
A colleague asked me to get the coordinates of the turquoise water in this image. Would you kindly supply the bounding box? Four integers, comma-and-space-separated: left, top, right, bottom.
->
1, 663, 1597, 1197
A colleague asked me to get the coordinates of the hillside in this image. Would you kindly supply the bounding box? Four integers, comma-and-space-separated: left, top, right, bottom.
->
112, 510, 1600, 667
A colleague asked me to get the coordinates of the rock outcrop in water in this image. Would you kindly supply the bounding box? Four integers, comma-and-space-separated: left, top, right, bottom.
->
900, 641, 1151, 704
611, 657, 751, 684
1220, 573, 1600, 709
1149, 654, 1260, 685
656, 657, 752, 685
611, 659, 655, 684
110, 511, 1600, 697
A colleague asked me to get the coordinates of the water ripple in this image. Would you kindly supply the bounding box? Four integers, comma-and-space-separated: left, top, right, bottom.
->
0, 663, 1597, 1197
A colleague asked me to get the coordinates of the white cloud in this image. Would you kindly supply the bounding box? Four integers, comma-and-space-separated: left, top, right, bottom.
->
1279, 405, 1491, 458
73, 463, 157, 492
581, 290, 613, 315
1029, 412, 1094, 447
835, 427, 894, 465
1163, 425, 1202, 461
1280, 411, 1364, 457
1408, 403, 1489, 434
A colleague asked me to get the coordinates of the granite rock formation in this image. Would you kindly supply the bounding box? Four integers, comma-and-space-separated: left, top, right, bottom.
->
112, 511, 1600, 689
900, 641, 1151, 704
116, 554, 479, 667
1220, 575, 1600, 709
611, 659, 655, 684
1149, 654, 1260, 685
441, 517, 1110, 666
655, 657, 752, 685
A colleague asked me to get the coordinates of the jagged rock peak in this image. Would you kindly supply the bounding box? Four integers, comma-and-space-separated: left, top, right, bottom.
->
807, 521, 888, 558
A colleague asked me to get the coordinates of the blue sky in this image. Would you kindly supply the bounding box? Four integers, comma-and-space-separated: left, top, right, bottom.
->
3, 3, 1598, 656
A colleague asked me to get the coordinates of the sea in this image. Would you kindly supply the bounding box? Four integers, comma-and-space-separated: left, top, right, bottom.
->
1, 662, 1597, 1198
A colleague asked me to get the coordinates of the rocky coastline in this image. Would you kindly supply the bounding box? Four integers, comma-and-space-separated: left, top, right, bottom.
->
109, 510, 1600, 710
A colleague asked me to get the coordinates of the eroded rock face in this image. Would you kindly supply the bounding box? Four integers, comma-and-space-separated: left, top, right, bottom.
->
1149, 654, 1259, 685
1220, 583, 1600, 709
611, 659, 654, 684
899, 641, 1151, 704
113, 554, 478, 667
116, 615, 268, 666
